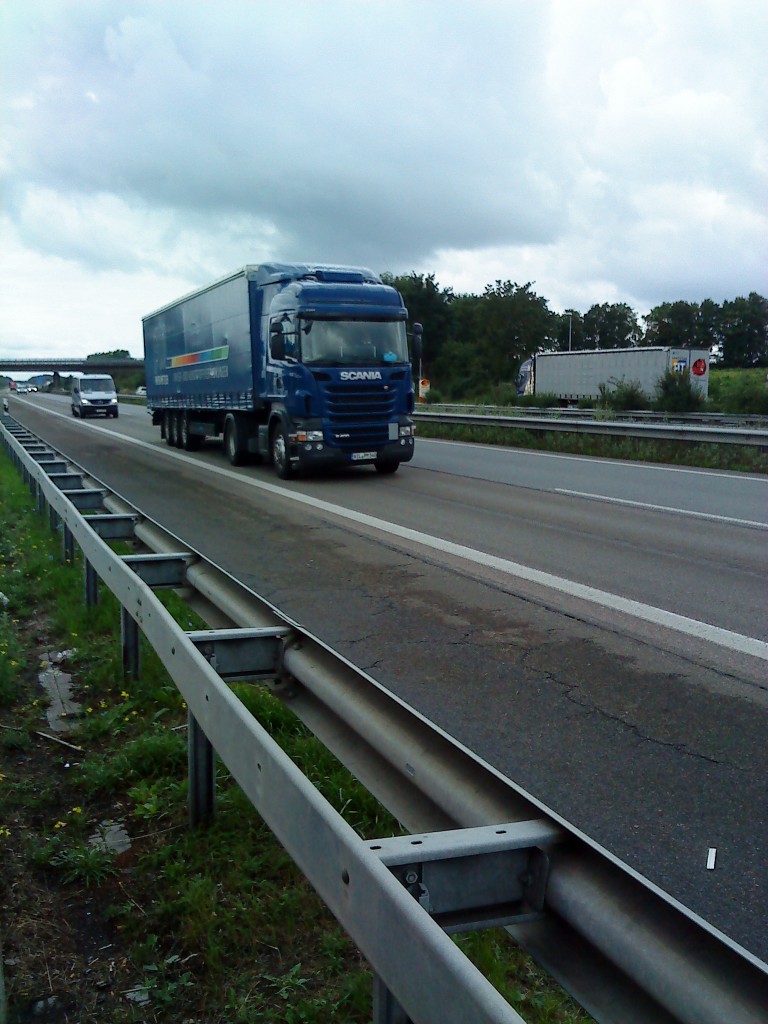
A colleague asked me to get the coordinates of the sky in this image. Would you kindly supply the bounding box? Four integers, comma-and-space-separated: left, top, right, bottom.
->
1, 0, 766, 362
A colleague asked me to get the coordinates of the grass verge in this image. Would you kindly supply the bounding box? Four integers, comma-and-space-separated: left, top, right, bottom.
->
0, 448, 592, 1023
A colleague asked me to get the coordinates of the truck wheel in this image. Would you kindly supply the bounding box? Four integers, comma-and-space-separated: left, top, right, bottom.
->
271, 424, 293, 479
164, 412, 174, 446
224, 417, 246, 466
181, 413, 201, 451
374, 459, 399, 474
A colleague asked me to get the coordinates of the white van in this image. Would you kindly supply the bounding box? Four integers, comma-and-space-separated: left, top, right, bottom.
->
71, 374, 119, 418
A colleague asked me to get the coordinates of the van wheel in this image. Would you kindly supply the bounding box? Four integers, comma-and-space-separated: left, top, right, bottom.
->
271, 424, 293, 479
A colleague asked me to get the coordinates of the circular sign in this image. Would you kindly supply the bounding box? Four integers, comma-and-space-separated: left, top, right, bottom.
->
692, 358, 707, 376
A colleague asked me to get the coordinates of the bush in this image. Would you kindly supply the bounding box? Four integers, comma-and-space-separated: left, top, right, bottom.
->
653, 370, 706, 413
598, 378, 647, 411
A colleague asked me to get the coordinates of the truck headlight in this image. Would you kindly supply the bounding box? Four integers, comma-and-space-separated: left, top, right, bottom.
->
399, 424, 414, 437
297, 430, 324, 442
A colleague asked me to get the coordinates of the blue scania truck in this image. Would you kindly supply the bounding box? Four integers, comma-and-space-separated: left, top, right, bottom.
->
142, 263, 422, 478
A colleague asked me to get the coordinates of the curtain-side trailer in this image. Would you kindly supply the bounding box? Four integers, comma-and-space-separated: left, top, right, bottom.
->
517, 347, 710, 403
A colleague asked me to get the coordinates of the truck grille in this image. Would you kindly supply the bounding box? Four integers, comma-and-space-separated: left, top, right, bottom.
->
321, 382, 398, 449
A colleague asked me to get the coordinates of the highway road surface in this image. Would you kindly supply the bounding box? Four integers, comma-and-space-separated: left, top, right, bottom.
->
7, 391, 768, 964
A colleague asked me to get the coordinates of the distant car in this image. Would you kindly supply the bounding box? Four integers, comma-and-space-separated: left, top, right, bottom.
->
27, 385, 38, 392
135, 386, 147, 396
16, 385, 28, 395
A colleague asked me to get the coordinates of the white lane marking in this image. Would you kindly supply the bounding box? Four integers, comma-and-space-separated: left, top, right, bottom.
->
24, 404, 768, 662
554, 489, 768, 530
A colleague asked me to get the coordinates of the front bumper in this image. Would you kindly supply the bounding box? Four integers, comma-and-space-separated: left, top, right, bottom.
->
294, 436, 415, 469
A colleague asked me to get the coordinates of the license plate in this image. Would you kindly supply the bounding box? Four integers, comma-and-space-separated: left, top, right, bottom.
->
351, 451, 377, 461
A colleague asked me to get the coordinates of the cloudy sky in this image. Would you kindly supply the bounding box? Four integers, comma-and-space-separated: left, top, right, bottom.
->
1, 0, 766, 361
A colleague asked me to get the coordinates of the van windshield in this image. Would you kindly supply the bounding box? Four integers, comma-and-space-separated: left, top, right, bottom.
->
80, 377, 115, 393
299, 319, 409, 367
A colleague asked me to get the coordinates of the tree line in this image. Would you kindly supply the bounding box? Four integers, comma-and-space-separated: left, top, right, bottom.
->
381, 274, 768, 400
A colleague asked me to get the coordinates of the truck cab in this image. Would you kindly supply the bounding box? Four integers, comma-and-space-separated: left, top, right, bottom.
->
263, 270, 418, 476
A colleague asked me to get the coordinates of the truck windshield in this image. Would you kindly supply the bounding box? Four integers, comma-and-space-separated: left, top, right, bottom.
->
80, 377, 115, 393
300, 319, 409, 367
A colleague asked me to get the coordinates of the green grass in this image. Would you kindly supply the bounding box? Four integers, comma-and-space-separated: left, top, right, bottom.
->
0, 447, 593, 1022
707, 367, 768, 414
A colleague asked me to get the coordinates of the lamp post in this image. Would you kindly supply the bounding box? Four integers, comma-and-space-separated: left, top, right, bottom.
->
568, 313, 572, 351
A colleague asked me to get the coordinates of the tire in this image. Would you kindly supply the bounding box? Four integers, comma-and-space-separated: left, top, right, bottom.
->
180, 413, 201, 451
167, 412, 181, 448
71, 406, 77, 417
224, 417, 246, 466
172, 412, 183, 448
112, 409, 119, 419
374, 459, 399, 475
271, 423, 293, 479
164, 412, 174, 446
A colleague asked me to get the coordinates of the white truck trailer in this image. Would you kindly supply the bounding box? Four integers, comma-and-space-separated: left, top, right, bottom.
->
518, 347, 710, 403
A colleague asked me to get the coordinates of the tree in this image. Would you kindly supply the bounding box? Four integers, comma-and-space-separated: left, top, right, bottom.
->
583, 303, 641, 349
380, 273, 453, 372
86, 349, 132, 360
696, 299, 723, 351
720, 293, 768, 366
476, 281, 555, 383
643, 301, 700, 347
554, 310, 585, 351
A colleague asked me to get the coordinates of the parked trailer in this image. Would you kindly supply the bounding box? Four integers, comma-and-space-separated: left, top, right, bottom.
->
143, 264, 422, 478
517, 347, 710, 403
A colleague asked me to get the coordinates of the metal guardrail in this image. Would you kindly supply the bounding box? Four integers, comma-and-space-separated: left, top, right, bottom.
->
414, 407, 768, 448
2, 412, 767, 1024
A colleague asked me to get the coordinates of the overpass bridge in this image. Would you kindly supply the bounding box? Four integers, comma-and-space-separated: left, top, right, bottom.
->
0, 358, 144, 374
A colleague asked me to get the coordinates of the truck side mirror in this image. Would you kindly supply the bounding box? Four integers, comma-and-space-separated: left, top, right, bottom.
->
270, 321, 285, 360
412, 322, 423, 362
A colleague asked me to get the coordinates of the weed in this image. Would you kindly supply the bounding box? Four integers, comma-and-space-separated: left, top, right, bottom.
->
42, 834, 120, 887
0, 610, 24, 706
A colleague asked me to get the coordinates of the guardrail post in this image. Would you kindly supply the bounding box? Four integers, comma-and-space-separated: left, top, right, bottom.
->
84, 560, 99, 608
121, 607, 140, 679
188, 712, 215, 827
372, 976, 411, 1024
62, 524, 75, 565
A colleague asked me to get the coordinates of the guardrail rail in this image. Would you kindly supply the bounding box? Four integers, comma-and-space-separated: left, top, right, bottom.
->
414, 407, 768, 448
2, 410, 767, 1024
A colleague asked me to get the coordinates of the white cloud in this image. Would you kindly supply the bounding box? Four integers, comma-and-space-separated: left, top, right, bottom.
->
0, 0, 766, 357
